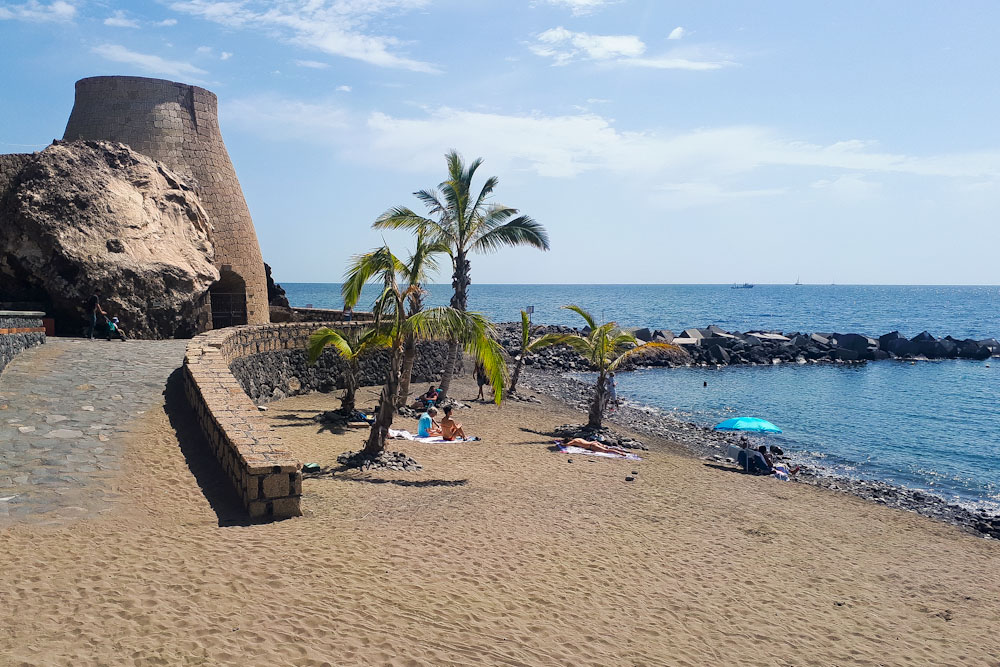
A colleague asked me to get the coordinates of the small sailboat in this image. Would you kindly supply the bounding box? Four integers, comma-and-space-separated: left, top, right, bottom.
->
794, 276, 802, 286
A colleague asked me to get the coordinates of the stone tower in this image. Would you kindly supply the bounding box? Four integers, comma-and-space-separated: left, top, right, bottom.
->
63, 75, 269, 327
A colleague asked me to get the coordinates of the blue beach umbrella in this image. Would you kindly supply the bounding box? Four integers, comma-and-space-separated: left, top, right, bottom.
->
713, 417, 782, 434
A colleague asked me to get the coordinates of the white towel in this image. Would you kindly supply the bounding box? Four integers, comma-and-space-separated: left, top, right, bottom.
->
557, 445, 641, 461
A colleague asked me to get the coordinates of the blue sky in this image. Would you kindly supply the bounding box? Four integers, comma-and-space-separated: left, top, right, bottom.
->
1, 0, 998, 285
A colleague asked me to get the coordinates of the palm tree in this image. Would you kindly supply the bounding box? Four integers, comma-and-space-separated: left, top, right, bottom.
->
508, 309, 565, 395
396, 231, 449, 408
343, 243, 507, 457
547, 305, 677, 429
373, 150, 549, 402
306, 327, 389, 415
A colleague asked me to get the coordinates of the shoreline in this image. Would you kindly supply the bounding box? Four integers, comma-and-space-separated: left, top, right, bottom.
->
518, 366, 1000, 541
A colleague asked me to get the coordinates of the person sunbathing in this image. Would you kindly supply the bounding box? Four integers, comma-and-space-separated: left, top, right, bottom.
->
417, 407, 441, 438
440, 406, 467, 441
561, 437, 630, 456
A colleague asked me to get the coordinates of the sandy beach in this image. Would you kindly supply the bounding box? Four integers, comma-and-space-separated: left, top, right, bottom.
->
2, 373, 999, 666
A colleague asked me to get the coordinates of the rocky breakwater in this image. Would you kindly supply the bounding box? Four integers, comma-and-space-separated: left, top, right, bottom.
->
621, 326, 997, 367
494, 322, 693, 372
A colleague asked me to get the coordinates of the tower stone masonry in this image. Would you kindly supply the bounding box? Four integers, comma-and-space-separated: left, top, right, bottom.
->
63, 75, 269, 327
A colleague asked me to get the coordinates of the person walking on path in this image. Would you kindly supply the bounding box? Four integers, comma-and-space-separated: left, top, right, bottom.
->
85, 289, 105, 339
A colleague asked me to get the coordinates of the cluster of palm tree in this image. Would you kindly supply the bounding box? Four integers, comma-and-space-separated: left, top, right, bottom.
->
307, 150, 675, 457
508, 305, 677, 429
309, 151, 549, 457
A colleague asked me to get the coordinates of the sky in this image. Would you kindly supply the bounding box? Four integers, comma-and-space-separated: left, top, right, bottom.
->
1, 0, 998, 285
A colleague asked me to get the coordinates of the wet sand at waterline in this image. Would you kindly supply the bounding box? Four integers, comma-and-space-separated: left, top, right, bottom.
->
1, 376, 998, 665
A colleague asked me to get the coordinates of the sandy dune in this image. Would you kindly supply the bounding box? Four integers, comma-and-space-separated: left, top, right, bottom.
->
1, 376, 998, 665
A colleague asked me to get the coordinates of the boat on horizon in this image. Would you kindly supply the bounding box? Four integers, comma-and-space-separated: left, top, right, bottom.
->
731, 282, 754, 289
795, 276, 802, 286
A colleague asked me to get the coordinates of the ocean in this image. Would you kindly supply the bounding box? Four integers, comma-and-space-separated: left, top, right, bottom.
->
283, 283, 1000, 512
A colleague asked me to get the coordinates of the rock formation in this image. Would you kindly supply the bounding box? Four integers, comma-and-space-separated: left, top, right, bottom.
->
63, 75, 269, 327
0, 140, 218, 338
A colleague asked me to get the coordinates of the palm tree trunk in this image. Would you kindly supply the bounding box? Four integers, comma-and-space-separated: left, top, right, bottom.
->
438, 251, 470, 404
363, 345, 402, 456
436, 341, 460, 403
509, 357, 524, 394
341, 362, 358, 414
587, 372, 608, 429
396, 333, 417, 408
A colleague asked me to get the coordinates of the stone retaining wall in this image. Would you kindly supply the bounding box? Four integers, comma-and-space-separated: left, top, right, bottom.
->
230, 331, 449, 405
0, 311, 46, 375
184, 321, 449, 521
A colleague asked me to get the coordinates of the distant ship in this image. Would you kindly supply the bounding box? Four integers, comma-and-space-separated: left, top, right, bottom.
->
730, 283, 754, 289
795, 276, 802, 286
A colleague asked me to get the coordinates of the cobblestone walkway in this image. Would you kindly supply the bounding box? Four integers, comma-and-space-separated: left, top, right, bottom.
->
0, 338, 187, 524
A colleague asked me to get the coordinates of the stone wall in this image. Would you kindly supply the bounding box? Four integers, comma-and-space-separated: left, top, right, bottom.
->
230, 329, 449, 405
0, 311, 46, 375
184, 321, 452, 520
63, 76, 269, 327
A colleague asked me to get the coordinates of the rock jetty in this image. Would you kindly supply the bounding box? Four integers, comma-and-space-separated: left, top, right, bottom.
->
496, 322, 998, 370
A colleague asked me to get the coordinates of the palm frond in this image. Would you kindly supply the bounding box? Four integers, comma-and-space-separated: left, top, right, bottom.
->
562, 304, 596, 330
307, 327, 353, 364
472, 214, 550, 254
608, 342, 679, 373
524, 332, 575, 353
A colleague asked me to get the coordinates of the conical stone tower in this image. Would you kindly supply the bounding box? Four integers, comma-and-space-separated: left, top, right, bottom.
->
63, 75, 269, 327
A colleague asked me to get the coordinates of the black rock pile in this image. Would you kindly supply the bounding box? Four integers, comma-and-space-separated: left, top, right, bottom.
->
336, 449, 422, 472
495, 321, 998, 371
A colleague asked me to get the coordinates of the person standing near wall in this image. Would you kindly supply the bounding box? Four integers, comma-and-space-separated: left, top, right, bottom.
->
85, 288, 104, 339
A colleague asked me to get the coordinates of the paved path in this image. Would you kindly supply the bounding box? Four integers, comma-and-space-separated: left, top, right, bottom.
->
0, 338, 187, 524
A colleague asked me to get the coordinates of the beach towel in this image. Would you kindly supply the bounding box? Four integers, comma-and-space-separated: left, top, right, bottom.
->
387, 429, 480, 443
556, 444, 641, 461
415, 436, 480, 443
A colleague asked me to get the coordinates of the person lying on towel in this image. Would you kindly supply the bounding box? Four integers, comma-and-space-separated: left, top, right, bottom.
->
440, 405, 467, 441
560, 437, 630, 457
418, 407, 441, 438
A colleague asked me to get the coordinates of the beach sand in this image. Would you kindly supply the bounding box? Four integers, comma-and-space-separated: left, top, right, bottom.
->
1, 374, 999, 665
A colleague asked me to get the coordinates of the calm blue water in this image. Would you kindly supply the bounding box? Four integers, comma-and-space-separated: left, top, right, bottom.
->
284, 283, 1000, 339
284, 283, 1000, 511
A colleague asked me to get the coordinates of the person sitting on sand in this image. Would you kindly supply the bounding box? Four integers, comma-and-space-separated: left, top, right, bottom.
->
415, 385, 440, 408
418, 407, 441, 438
560, 437, 630, 457
440, 405, 467, 441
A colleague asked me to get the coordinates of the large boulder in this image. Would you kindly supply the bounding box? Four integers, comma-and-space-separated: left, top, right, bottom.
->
832, 333, 878, 353
623, 327, 652, 342
0, 140, 218, 338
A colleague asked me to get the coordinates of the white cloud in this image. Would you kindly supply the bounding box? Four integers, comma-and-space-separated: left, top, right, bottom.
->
224, 97, 1000, 197
810, 174, 882, 202
0, 0, 75, 22
545, 0, 617, 16
196, 45, 212, 54
336, 84, 351, 92
531, 27, 734, 70
169, 0, 438, 73
667, 26, 685, 40
220, 51, 232, 60
91, 44, 207, 79
295, 59, 330, 69
104, 10, 138, 28
157, 18, 178, 26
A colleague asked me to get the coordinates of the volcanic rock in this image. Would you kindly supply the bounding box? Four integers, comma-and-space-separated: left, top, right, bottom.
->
0, 140, 217, 338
